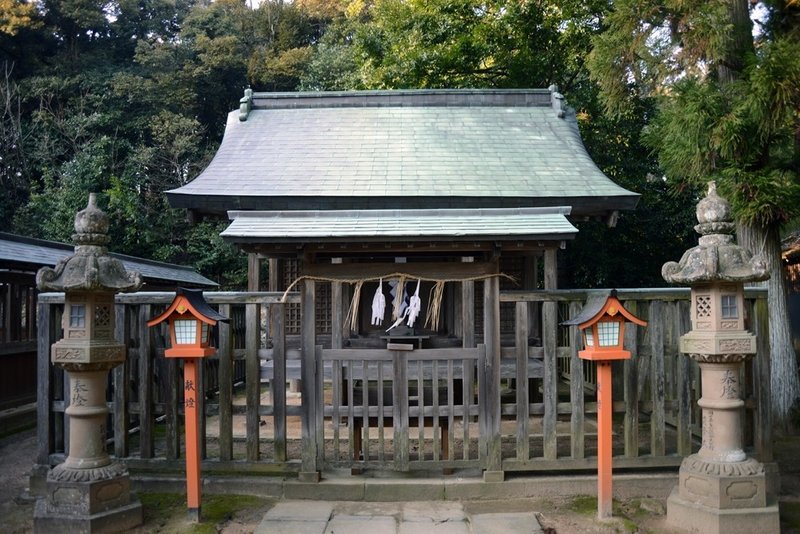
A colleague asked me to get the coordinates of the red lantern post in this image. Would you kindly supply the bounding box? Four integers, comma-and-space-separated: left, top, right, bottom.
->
148, 288, 229, 522
564, 290, 646, 519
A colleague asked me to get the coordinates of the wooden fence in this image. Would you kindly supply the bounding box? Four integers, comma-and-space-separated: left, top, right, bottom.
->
34, 287, 773, 478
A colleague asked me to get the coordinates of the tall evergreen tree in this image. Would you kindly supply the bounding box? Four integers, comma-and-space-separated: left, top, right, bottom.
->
589, 0, 800, 428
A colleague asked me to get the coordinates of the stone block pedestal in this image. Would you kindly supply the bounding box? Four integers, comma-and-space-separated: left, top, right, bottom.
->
33, 468, 143, 533
666, 486, 779, 534
665, 455, 779, 534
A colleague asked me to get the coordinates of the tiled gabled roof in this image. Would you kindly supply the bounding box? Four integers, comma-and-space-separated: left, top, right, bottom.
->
222, 207, 577, 244
168, 89, 638, 217
0, 232, 217, 288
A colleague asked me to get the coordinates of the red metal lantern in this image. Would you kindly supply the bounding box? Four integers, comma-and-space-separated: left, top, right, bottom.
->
564, 290, 646, 520
148, 288, 228, 522
149, 288, 227, 358
573, 293, 644, 361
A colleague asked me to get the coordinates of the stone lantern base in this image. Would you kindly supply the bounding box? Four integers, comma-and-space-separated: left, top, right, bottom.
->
666, 455, 779, 534
33, 465, 142, 534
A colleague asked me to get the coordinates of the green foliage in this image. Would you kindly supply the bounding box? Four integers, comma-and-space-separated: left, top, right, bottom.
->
1, 0, 700, 293
589, 0, 800, 427
307, 0, 606, 91
590, 0, 800, 229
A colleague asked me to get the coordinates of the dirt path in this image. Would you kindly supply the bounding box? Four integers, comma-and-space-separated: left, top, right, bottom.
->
0, 428, 37, 534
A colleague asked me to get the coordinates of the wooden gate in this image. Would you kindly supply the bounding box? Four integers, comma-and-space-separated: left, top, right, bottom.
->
317, 346, 484, 472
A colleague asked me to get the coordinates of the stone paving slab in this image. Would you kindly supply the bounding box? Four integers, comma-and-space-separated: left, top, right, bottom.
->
398, 518, 471, 534
401, 501, 467, 522
256, 519, 328, 534
325, 514, 397, 533
255, 501, 334, 534
255, 500, 544, 534
470, 512, 543, 534
262, 501, 334, 521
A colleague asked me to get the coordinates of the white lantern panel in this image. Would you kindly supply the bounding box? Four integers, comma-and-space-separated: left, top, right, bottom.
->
201, 322, 210, 344
174, 319, 197, 344
597, 321, 620, 347
585, 330, 594, 347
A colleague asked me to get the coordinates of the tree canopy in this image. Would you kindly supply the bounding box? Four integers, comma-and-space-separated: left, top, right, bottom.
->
588, 0, 800, 428
0, 0, 717, 300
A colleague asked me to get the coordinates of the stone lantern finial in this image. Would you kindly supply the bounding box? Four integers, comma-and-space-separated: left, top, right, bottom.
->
662, 181, 768, 285
36, 194, 142, 292
72, 192, 111, 246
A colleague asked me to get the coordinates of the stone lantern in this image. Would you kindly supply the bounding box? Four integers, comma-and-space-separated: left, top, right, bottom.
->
33, 194, 144, 532
662, 182, 779, 533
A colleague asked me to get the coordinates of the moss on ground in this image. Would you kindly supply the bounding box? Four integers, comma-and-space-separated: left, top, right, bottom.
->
564, 495, 642, 533
138, 492, 271, 533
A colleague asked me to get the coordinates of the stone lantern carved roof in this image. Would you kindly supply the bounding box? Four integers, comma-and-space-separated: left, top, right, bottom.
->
36, 194, 143, 292
662, 182, 769, 285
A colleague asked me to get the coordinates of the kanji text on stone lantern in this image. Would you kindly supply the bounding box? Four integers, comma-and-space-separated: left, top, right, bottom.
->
662, 182, 779, 533
33, 193, 143, 532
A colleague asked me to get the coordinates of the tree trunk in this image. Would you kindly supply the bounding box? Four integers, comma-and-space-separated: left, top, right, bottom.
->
739, 222, 799, 432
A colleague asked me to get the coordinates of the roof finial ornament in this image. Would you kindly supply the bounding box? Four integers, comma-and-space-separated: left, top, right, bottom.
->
549, 84, 565, 119
239, 87, 253, 122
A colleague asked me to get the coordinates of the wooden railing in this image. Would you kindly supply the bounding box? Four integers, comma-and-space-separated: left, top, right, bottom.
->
34, 288, 773, 478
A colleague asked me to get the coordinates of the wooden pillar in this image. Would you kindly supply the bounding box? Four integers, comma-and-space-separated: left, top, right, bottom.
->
331, 258, 343, 350
543, 248, 558, 460
481, 266, 502, 481
268, 259, 279, 292
113, 303, 130, 459
544, 249, 557, 291
36, 301, 54, 467
299, 279, 320, 481
462, 257, 475, 348
271, 303, 287, 462
248, 253, 261, 292
245, 254, 261, 462
524, 254, 541, 342
217, 304, 234, 462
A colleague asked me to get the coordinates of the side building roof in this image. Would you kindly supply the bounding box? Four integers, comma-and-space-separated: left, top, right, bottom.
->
167, 88, 639, 219
0, 232, 218, 289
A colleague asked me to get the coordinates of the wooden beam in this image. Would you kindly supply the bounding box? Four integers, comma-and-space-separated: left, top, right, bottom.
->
304, 261, 498, 281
